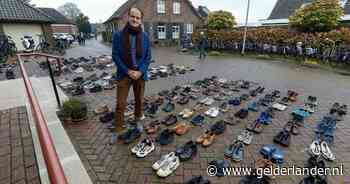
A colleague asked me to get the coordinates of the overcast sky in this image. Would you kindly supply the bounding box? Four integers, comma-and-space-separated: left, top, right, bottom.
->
31, 0, 278, 23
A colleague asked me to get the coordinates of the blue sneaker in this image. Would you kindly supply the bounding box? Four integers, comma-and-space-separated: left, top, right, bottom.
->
260, 144, 284, 165
248, 101, 259, 112
231, 142, 244, 162
191, 114, 205, 126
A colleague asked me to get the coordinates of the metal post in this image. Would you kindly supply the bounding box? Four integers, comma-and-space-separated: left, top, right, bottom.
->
46, 58, 61, 108
241, 0, 251, 55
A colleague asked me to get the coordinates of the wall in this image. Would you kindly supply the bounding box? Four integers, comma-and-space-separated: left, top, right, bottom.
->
3, 23, 43, 51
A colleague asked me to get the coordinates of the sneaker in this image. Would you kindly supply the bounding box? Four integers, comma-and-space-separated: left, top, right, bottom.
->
119, 127, 142, 144
152, 152, 176, 170
162, 102, 175, 112
99, 112, 115, 123
131, 138, 148, 154
210, 120, 226, 135
179, 108, 194, 119
136, 138, 155, 158
172, 122, 190, 135
156, 129, 175, 145
309, 140, 321, 156
161, 114, 178, 126
231, 142, 244, 162
191, 114, 205, 126
237, 130, 253, 145
156, 156, 180, 177
175, 141, 197, 161
94, 104, 111, 114
202, 132, 215, 147
205, 107, 220, 118
320, 141, 335, 161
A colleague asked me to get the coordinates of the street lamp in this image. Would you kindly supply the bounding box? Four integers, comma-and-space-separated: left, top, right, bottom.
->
241, 0, 251, 55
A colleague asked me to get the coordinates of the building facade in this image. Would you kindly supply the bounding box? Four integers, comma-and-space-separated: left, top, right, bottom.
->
104, 0, 206, 45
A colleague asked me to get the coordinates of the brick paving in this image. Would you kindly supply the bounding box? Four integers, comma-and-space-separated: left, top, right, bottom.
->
63, 80, 350, 184
0, 107, 41, 184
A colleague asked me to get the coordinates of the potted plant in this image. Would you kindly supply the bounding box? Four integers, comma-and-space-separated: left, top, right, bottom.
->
62, 98, 87, 122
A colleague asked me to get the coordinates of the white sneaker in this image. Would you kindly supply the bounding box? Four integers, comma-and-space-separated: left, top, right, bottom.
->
320, 141, 335, 161
136, 139, 155, 158
238, 130, 253, 145
272, 103, 287, 111
156, 156, 180, 177
205, 107, 219, 118
309, 140, 321, 156
200, 97, 210, 104
204, 98, 214, 106
152, 152, 176, 170
131, 138, 147, 154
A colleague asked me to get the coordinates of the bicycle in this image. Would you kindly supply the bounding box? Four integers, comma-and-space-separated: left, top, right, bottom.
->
0, 34, 17, 63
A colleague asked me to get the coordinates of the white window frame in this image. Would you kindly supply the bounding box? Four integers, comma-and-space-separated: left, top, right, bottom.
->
340, 0, 348, 8
157, 0, 165, 14
186, 24, 193, 34
157, 25, 166, 39
172, 25, 180, 39
173, 1, 181, 14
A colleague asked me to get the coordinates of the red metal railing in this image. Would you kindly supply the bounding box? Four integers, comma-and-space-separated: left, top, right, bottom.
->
17, 53, 68, 184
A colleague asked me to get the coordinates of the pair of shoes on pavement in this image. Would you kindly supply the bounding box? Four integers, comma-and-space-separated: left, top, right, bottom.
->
224, 140, 245, 162
237, 130, 253, 145
273, 130, 291, 147
287, 90, 298, 102
145, 120, 161, 134
152, 152, 180, 177
131, 138, 155, 158
196, 130, 216, 147
246, 120, 264, 134
309, 140, 335, 161
162, 101, 175, 112
177, 96, 190, 105
156, 129, 175, 145
209, 121, 226, 135
235, 108, 249, 119
260, 144, 284, 165
161, 114, 178, 126
185, 176, 211, 184
171, 122, 191, 135
272, 103, 287, 111
100, 112, 115, 123
283, 121, 299, 135
229, 97, 241, 106
175, 141, 197, 161
179, 108, 194, 119
191, 114, 205, 126
248, 101, 260, 112
330, 102, 347, 120
315, 116, 336, 144
200, 97, 214, 106
118, 126, 142, 144
205, 107, 220, 118
219, 102, 230, 113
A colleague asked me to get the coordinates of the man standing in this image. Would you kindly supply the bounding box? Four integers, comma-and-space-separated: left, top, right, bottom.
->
110, 7, 152, 144
198, 32, 208, 60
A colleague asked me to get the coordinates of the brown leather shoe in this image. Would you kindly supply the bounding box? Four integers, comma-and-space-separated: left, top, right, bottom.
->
145, 120, 160, 134
202, 132, 215, 147
196, 130, 210, 144
173, 122, 190, 135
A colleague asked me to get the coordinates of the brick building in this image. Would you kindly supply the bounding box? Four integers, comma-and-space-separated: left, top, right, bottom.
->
38, 8, 78, 36
103, 0, 207, 45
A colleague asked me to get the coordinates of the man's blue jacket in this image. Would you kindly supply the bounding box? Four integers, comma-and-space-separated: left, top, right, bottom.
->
112, 31, 152, 81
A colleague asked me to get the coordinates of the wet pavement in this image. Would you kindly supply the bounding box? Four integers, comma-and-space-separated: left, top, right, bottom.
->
6, 39, 350, 184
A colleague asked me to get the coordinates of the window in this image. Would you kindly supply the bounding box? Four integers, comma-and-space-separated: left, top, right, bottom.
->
157, 0, 165, 14
173, 1, 180, 14
340, 0, 348, 8
158, 25, 166, 39
172, 25, 180, 39
186, 24, 193, 34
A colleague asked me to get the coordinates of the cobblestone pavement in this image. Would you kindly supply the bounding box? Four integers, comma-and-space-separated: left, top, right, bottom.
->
57, 41, 350, 184
3, 40, 350, 183
0, 107, 41, 184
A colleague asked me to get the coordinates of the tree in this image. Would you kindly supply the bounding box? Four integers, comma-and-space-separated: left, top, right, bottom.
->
207, 10, 237, 30
289, 0, 343, 32
58, 2, 81, 21
76, 13, 91, 34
